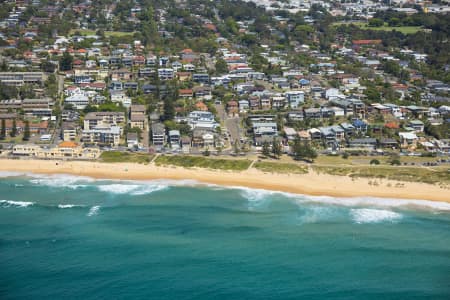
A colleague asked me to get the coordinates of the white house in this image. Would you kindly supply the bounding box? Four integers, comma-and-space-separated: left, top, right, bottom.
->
285, 91, 305, 108
110, 91, 131, 108
65, 93, 89, 109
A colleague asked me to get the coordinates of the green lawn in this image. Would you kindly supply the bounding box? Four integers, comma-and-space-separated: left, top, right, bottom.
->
312, 165, 450, 184
155, 155, 252, 171
253, 161, 309, 174
316, 154, 444, 166
70, 29, 136, 37
333, 22, 423, 35
100, 151, 153, 164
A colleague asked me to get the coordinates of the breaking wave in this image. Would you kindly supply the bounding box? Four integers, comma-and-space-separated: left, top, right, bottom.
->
236, 186, 450, 212
298, 206, 340, 224
58, 204, 84, 209
0, 200, 34, 208
350, 208, 403, 224
96, 182, 168, 195
87, 206, 100, 217
28, 174, 93, 189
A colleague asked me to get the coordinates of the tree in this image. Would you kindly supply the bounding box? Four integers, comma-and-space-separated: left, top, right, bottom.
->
163, 98, 175, 121
59, 51, 73, 71
10, 119, 17, 137
271, 138, 282, 159
262, 141, 270, 157
292, 139, 317, 162
293, 24, 314, 43
368, 18, 383, 27
41, 60, 56, 73
214, 58, 228, 75
0, 119, 5, 139
23, 120, 30, 141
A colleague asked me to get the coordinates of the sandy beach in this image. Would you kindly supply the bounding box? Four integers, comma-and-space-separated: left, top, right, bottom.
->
0, 158, 448, 203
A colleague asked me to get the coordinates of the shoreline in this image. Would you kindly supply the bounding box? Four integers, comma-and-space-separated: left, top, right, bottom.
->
0, 159, 449, 203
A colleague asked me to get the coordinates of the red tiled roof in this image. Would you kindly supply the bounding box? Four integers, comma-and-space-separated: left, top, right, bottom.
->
352, 40, 382, 45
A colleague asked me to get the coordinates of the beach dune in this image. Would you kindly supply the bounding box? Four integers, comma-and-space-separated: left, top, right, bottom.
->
0, 159, 448, 203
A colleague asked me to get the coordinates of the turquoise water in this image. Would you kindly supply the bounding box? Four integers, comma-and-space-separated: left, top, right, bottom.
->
1, 173, 449, 299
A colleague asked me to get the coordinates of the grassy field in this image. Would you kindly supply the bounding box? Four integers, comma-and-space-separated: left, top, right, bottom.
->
253, 161, 309, 174
155, 155, 252, 171
316, 154, 443, 166
312, 165, 450, 185
100, 151, 153, 164
70, 29, 135, 37
333, 21, 423, 34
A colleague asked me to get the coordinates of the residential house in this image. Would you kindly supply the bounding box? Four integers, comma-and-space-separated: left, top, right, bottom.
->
12, 142, 100, 159
110, 90, 131, 107
158, 68, 174, 80
65, 93, 89, 109
82, 125, 122, 146
193, 86, 212, 100
61, 122, 77, 141
127, 133, 139, 149
111, 69, 133, 81
151, 123, 165, 147
83, 112, 125, 130
179, 89, 194, 99
227, 101, 239, 117
169, 130, 181, 149
271, 96, 286, 109
253, 122, 278, 137
0, 72, 44, 86
192, 73, 210, 84
238, 100, 249, 113
348, 138, 377, 149
285, 91, 304, 109
407, 120, 425, 133
399, 132, 418, 149
379, 138, 399, 149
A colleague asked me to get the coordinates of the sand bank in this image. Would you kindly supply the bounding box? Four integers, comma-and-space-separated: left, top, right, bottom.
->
0, 159, 448, 203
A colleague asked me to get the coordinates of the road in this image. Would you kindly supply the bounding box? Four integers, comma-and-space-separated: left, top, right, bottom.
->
215, 103, 243, 144
225, 117, 242, 143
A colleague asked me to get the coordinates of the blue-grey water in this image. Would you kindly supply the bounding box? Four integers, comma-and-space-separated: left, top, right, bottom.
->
1, 172, 449, 299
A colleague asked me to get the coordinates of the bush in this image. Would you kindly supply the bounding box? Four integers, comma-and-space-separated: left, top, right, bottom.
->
342, 152, 349, 159
370, 159, 380, 165
421, 152, 436, 157
390, 159, 401, 166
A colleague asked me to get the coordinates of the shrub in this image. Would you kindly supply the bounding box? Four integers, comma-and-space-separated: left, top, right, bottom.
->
390, 159, 401, 166
370, 159, 380, 165
342, 152, 349, 159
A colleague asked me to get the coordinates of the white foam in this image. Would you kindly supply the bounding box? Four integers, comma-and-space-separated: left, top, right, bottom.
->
97, 184, 141, 194
96, 181, 169, 195
296, 195, 450, 212
298, 206, 338, 224
0, 200, 34, 208
351, 208, 403, 224
236, 185, 450, 212
28, 174, 94, 189
239, 188, 278, 210
58, 204, 83, 209
241, 188, 277, 202
0, 171, 28, 178
87, 206, 100, 216
130, 184, 168, 195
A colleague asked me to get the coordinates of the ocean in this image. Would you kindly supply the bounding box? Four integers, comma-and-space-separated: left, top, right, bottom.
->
0, 172, 449, 299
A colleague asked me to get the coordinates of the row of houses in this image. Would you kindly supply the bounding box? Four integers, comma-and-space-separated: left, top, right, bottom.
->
11, 141, 100, 159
